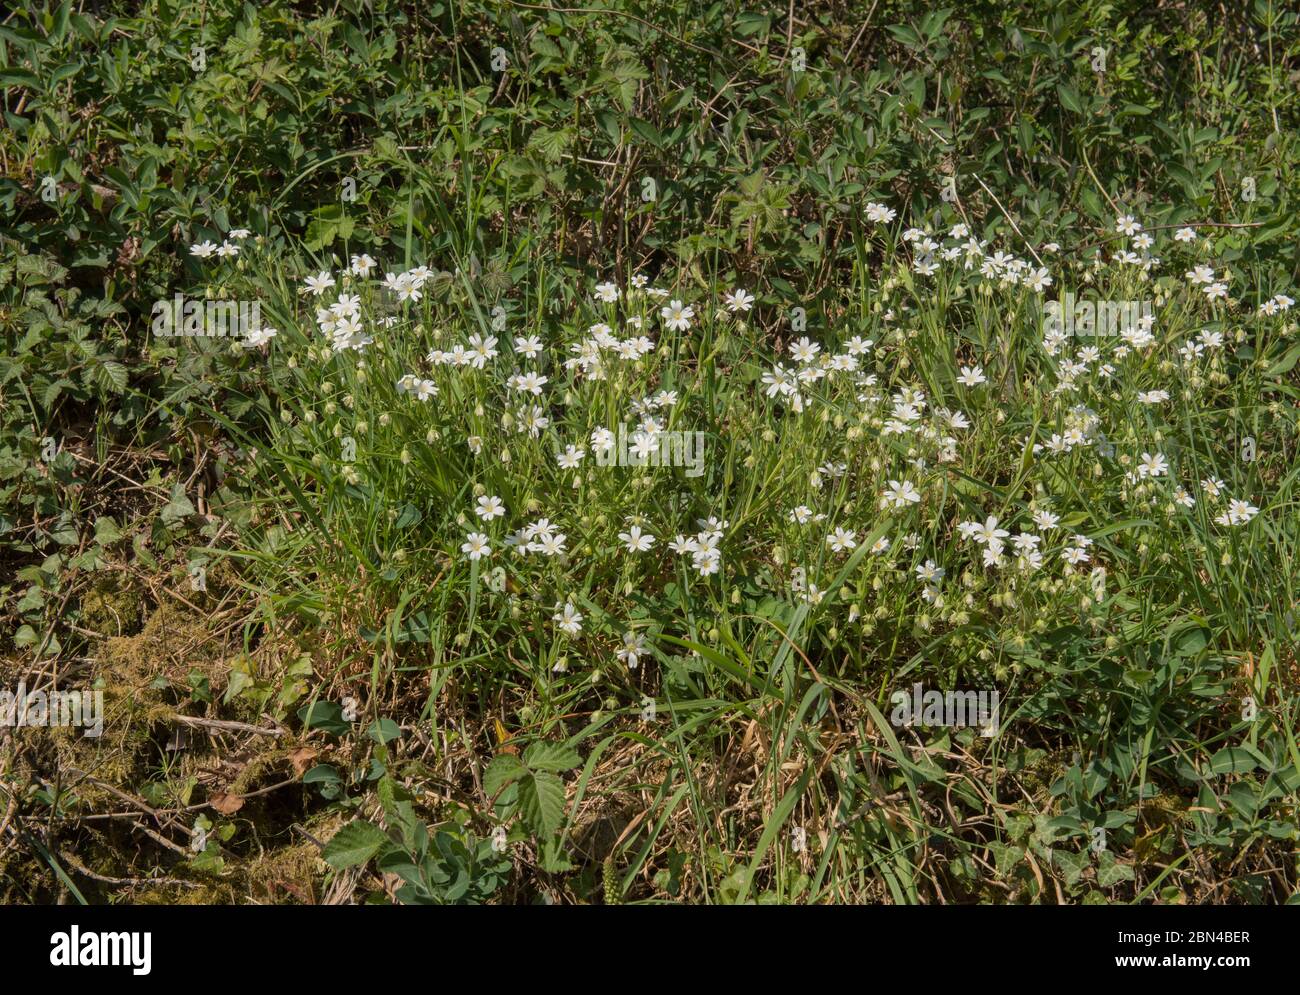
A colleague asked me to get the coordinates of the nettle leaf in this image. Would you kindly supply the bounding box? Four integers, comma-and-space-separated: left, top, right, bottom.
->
483, 754, 527, 798
86, 358, 127, 394
323, 820, 391, 870
517, 770, 566, 837
523, 741, 580, 772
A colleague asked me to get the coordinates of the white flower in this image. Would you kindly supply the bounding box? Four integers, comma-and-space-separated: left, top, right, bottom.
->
669, 535, 699, 555
660, 300, 695, 332
619, 525, 656, 552
594, 281, 621, 303
461, 532, 491, 560
972, 516, 1010, 551
241, 326, 277, 348
617, 631, 648, 669
532, 532, 567, 557
864, 201, 896, 223
723, 288, 754, 313
1115, 214, 1143, 237
956, 365, 987, 387
553, 602, 584, 635
556, 445, 585, 469
826, 527, 857, 553
1032, 509, 1060, 530
789, 337, 820, 364
304, 271, 335, 296
189, 241, 218, 258
1225, 499, 1259, 525
1025, 267, 1053, 292
1137, 452, 1169, 478
692, 548, 721, 575
513, 335, 543, 359
880, 480, 921, 509
475, 495, 506, 520
915, 559, 945, 584
513, 371, 548, 395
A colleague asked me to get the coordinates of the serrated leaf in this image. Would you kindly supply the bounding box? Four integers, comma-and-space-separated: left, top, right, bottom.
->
323, 820, 390, 870
517, 771, 566, 837
91, 359, 128, 393
484, 754, 527, 798
523, 741, 581, 772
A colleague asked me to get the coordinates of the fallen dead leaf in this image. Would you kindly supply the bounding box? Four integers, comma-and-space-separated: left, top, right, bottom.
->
289, 746, 320, 777
208, 791, 245, 816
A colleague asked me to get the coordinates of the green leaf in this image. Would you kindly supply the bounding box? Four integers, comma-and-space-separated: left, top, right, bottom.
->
628, 118, 663, 148
1096, 850, 1135, 887
1268, 342, 1300, 376
483, 754, 527, 798
298, 700, 350, 735
90, 359, 128, 393
160, 485, 195, 526
523, 741, 581, 772
323, 820, 390, 870
93, 516, 123, 544
517, 771, 566, 837
367, 717, 402, 744
1053, 848, 1091, 887
1057, 83, 1083, 114
1208, 747, 1259, 775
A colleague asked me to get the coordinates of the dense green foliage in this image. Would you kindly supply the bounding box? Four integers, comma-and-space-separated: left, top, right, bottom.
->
1, 0, 1298, 904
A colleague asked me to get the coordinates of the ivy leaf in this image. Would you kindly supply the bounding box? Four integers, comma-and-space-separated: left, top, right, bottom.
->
160, 485, 195, 526
93, 516, 123, 544
1096, 850, 1135, 887
1053, 848, 1090, 888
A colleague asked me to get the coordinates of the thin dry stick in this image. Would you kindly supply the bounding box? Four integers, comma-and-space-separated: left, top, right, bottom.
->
61, 851, 202, 890
170, 714, 285, 737
971, 174, 1044, 267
